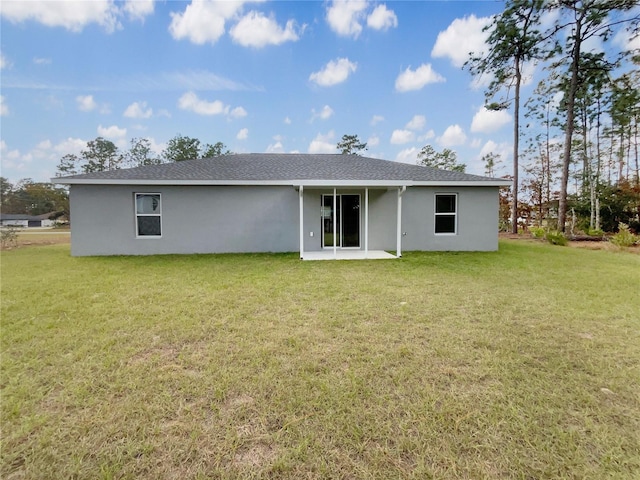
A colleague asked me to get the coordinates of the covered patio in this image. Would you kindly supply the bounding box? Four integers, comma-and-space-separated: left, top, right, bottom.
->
298, 184, 406, 261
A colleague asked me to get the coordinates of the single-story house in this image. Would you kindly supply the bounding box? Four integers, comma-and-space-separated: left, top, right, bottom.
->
0, 213, 56, 228
53, 153, 511, 258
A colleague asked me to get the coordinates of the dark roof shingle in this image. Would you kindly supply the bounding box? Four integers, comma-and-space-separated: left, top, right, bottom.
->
54, 153, 507, 184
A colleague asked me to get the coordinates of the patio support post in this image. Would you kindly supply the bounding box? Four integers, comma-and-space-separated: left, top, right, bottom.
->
333, 188, 337, 259
397, 186, 406, 258
364, 187, 369, 257
299, 185, 304, 260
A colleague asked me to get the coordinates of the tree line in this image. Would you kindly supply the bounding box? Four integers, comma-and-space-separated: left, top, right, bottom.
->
56, 134, 231, 176
465, 0, 639, 234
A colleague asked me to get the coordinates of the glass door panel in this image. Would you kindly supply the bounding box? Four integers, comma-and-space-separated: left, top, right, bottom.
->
341, 194, 360, 247
322, 195, 340, 247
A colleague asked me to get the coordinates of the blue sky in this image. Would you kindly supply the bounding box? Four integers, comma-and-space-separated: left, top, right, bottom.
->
1, 1, 634, 184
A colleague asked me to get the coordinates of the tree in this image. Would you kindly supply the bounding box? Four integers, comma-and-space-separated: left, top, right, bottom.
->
56, 154, 79, 177
466, 0, 545, 234
336, 134, 367, 155
548, 0, 639, 231
126, 138, 160, 167
81, 137, 122, 173
22, 182, 69, 216
0, 177, 13, 208
482, 153, 503, 177
417, 145, 466, 172
162, 134, 201, 162
0, 179, 69, 216
202, 141, 230, 158
610, 69, 640, 185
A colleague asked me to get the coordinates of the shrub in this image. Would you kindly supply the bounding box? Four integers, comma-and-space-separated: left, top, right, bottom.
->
586, 228, 605, 237
545, 230, 568, 246
529, 226, 546, 239
609, 223, 639, 248
1, 226, 18, 248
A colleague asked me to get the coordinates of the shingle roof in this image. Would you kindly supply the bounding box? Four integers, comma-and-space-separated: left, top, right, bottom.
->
53, 153, 510, 186
1, 213, 44, 221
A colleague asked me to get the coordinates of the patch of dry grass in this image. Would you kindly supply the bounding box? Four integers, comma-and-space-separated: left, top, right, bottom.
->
1, 241, 639, 479
0, 228, 70, 250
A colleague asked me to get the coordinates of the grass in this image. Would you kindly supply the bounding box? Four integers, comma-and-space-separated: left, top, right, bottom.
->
1, 241, 639, 479
1, 228, 71, 250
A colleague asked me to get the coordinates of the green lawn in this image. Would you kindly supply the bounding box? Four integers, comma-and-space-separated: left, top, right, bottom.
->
1, 241, 639, 479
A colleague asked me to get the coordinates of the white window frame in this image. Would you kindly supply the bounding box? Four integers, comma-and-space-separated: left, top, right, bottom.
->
434, 193, 457, 235
135, 193, 162, 238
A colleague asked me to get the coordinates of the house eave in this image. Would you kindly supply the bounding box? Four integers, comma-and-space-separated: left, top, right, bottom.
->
52, 178, 512, 188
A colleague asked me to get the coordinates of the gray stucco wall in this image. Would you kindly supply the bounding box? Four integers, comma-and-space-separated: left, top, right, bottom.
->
70, 184, 299, 256
301, 186, 500, 253
399, 186, 500, 251
70, 184, 500, 256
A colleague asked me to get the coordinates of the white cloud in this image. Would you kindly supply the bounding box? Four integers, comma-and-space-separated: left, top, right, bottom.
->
237, 128, 249, 140
437, 124, 467, 147
0, 52, 9, 69
614, 25, 640, 51
370, 115, 384, 126
178, 91, 228, 116
418, 130, 435, 142
33, 57, 52, 65
124, 0, 155, 21
97, 124, 127, 139
326, 1, 396, 38
406, 115, 426, 131
0, 140, 20, 160
230, 106, 247, 119
311, 105, 334, 121
478, 140, 511, 168
0, 96, 8, 116
390, 129, 415, 145
367, 135, 380, 147
1, 137, 92, 180
169, 1, 245, 45
395, 147, 419, 164
470, 59, 537, 91
0, 0, 120, 33
431, 14, 492, 68
471, 106, 512, 134
53, 137, 87, 156
76, 95, 97, 112
326, 0, 368, 38
309, 57, 357, 87
230, 10, 300, 48
145, 137, 166, 157
266, 141, 284, 153
395, 64, 445, 92
308, 131, 337, 154
366, 4, 397, 31
123, 101, 153, 119
284, 116, 291, 125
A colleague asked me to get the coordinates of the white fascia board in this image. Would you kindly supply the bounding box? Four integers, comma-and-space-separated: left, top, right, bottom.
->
411, 180, 512, 187
298, 180, 407, 187
53, 178, 511, 187
53, 178, 296, 186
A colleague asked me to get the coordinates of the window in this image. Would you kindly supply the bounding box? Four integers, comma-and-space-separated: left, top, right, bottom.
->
435, 193, 457, 234
135, 193, 161, 237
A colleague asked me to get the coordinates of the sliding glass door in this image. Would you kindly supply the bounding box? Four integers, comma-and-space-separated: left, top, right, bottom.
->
321, 194, 360, 248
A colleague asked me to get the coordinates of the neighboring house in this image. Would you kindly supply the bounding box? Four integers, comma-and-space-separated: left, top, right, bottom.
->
0, 213, 56, 228
53, 153, 511, 258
